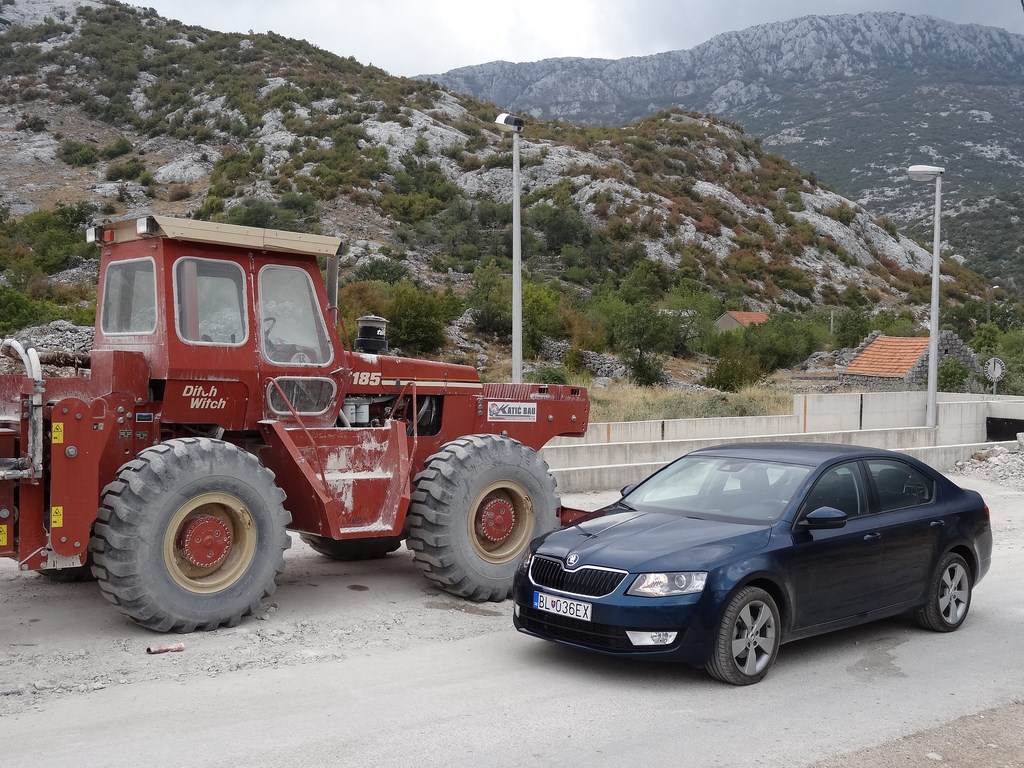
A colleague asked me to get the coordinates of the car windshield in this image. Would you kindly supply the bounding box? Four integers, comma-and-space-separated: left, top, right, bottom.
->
622, 455, 813, 523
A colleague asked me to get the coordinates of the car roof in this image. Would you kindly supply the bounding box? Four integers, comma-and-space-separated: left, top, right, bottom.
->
688, 442, 919, 468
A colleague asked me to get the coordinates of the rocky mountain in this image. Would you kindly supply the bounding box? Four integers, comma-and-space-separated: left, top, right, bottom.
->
0, 0, 1000, 375
421, 13, 1024, 292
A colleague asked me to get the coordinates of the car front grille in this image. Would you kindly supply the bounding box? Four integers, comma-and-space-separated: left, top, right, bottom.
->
530, 556, 627, 597
519, 606, 633, 651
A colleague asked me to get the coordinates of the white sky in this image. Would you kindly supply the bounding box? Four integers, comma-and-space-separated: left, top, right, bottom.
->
141, 0, 1024, 77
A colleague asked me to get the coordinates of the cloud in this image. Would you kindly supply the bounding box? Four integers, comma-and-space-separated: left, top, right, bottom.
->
143, 0, 1024, 76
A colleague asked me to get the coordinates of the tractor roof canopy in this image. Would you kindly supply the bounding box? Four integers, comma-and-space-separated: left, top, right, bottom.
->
87, 216, 343, 259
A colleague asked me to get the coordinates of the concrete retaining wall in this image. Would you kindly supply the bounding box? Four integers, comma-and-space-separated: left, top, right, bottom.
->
543, 391, 1024, 493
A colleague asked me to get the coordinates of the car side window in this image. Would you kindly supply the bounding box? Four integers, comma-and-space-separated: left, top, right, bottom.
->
800, 463, 865, 519
868, 460, 935, 512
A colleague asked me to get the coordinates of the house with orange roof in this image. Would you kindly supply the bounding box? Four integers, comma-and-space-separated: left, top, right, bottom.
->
714, 310, 769, 332
841, 331, 981, 390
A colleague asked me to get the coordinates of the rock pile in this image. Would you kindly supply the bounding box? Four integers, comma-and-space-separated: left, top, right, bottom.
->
948, 440, 1024, 492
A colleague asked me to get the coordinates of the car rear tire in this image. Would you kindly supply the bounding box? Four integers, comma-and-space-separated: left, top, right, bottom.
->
406, 435, 558, 602
299, 534, 402, 560
705, 586, 781, 685
915, 552, 972, 632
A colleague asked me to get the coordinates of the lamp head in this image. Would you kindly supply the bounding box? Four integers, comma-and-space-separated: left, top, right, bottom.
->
494, 112, 524, 134
907, 164, 945, 182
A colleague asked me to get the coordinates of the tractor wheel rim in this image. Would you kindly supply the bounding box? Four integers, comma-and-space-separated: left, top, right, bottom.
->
163, 492, 257, 594
178, 514, 233, 568
467, 480, 534, 564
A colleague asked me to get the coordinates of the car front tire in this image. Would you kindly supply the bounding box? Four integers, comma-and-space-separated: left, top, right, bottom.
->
705, 586, 781, 685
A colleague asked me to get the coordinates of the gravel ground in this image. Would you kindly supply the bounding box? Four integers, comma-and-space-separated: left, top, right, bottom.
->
1, 450, 1021, 767
815, 454, 1024, 768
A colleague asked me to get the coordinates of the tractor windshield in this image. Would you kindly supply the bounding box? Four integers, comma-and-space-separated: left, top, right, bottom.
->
258, 265, 332, 366
174, 257, 247, 345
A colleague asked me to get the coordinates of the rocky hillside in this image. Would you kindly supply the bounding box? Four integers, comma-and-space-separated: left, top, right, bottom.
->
421, 13, 1024, 292
0, 0, 1002, 388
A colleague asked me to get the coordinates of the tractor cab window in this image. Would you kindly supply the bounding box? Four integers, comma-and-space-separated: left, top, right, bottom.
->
258, 265, 332, 366
174, 258, 247, 345
101, 258, 157, 335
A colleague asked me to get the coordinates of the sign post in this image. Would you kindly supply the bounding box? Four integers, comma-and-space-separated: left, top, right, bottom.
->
984, 357, 1006, 395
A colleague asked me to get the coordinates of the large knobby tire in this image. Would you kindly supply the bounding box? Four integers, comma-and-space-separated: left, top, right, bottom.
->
299, 534, 402, 561
406, 434, 558, 602
90, 438, 291, 633
915, 552, 973, 632
705, 586, 781, 686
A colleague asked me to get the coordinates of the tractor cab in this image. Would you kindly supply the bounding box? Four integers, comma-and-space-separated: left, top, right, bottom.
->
89, 216, 346, 429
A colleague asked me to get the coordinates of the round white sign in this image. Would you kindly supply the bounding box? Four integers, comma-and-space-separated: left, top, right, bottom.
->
984, 357, 1006, 382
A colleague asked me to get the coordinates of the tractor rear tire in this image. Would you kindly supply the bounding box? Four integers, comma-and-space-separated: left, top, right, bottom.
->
299, 534, 402, 560
90, 438, 291, 632
406, 434, 558, 602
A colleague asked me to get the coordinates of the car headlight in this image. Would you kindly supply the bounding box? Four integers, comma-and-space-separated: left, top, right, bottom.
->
627, 571, 707, 597
518, 551, 534, 574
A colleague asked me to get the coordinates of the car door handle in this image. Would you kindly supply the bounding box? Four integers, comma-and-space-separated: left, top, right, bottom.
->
863, 532, 882, 541
930, 520, 945, 528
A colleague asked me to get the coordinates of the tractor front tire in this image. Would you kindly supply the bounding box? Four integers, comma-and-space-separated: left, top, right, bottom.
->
299, 534, 402, 561
406, 435, 558, 602
91, 438, 291, 632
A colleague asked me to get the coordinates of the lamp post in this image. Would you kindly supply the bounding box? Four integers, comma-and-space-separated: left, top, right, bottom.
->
987, 285, 999, 324
495, 112, 525, 383
907, 164, 945, 429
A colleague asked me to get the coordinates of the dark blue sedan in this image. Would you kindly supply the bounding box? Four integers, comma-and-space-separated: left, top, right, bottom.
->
513, 443, 993, 684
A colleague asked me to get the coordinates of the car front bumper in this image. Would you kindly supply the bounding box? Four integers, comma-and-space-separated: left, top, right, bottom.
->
511, 577, 725, 663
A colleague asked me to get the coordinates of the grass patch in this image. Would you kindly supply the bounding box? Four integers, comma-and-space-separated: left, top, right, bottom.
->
587, 382, 792, 422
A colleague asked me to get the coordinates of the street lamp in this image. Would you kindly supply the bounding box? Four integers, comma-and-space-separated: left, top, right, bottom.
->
495, 111, 524, 383
987, 285, 1000, 324
907, 164, 945, 428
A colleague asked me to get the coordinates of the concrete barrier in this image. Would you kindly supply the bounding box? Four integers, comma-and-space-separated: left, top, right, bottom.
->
543, 390, 1024, 493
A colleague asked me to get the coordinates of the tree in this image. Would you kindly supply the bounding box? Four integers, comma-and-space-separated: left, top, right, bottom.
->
834, 309, 870, 348
937, 357, 972, 393
613, 303, 678, 386
969, 323, 1000, 358
467, 259, 510, 338
385, 281, 446, 355
522, 282, 566, 358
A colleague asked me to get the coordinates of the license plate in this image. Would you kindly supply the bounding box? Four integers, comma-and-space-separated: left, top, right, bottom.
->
533, 592, 592, 621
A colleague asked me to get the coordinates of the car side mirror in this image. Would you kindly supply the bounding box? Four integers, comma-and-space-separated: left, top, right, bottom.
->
801, 507, 848, 529
620, 484, 637, 497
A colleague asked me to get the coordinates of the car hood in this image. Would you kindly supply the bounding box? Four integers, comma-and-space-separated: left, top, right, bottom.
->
536, 509, 771, 572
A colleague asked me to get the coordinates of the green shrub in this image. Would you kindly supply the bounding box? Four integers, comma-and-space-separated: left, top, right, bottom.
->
385, 281, 446, 355
352, 258, 408, 285
703, 347, 764, 391
100, 137, 133, 159
59, 140, 98, 166
937, 357, 971, 392
823, 203, 857, 225
530, 366, 568, 385
106, 158, 146, 181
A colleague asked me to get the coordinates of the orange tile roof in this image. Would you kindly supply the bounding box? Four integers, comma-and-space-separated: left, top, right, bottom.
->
845, 335, 930, 378
728, 311, 769, 327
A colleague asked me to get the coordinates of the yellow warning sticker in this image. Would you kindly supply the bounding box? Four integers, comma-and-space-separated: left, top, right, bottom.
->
0, 524, 7, 547
51, 506, 64, 528
52, 423, 64, 444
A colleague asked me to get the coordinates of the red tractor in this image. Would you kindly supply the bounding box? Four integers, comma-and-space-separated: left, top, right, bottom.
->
0, 215, 589, 632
